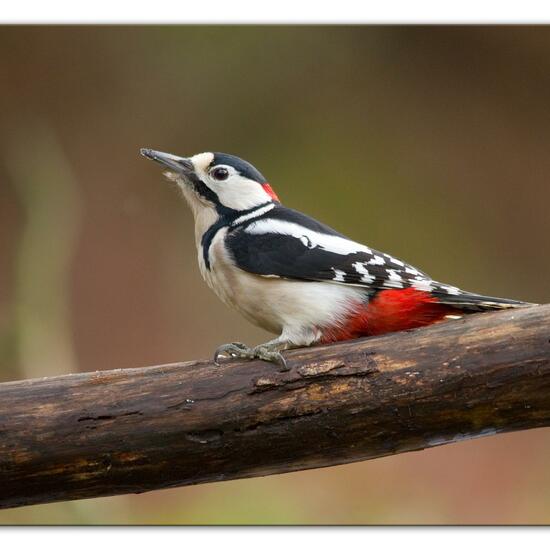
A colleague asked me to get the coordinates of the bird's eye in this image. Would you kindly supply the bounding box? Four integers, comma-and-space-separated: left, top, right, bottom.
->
211, 167, 229, 181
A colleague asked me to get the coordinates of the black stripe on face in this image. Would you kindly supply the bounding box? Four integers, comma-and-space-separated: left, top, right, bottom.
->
211, 153, 266, 184
184, 170, 230, 213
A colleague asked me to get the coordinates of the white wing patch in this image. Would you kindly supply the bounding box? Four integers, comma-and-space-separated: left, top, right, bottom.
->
384, 269, 404, 288
367, 255, 385, 266
384, 254, 405, 267
439, 284, 461, 295
331, 268, 347, 282
352, 262, 376, 284
245, 219, 372, 256
405, 266, 421, 276
412, 278, 434, 292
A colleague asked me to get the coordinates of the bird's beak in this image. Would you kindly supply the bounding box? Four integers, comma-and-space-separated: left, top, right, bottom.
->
140, 148, 194, 174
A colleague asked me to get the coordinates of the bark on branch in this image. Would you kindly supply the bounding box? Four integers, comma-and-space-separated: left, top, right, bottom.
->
1, 304, 550, 509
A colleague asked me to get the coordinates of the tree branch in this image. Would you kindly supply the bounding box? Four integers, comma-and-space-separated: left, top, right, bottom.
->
1, 304, 550, 509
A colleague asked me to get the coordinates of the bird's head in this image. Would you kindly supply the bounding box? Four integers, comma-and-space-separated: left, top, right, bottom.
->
141, 149, 279, 216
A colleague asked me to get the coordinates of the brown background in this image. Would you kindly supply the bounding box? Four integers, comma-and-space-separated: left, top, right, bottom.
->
1, 26, 549, 524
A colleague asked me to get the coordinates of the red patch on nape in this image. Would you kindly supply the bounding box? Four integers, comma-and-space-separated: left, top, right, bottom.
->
262, 183, 280, 202
321, 288, 459, 343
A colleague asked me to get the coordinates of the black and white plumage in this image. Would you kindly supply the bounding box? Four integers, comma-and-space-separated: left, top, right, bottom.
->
224, 204, 523, 311
141, 148, 531, 370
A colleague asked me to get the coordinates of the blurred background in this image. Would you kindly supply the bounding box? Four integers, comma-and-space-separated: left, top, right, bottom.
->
1, 25, 550, 524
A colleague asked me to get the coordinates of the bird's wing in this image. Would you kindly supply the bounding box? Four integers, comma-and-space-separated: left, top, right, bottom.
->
225, 206, 529, 310
225, 206, 433, 292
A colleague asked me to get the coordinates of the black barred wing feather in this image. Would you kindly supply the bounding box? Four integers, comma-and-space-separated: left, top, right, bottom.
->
225, 207, 435, 293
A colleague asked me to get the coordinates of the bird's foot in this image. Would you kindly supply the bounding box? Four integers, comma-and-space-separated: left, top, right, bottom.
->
251, 344, 289, 371
213, 341, 289, 371
213, 342, 253, 364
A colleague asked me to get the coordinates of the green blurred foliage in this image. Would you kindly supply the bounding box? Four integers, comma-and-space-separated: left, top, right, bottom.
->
1, 26, 550, 524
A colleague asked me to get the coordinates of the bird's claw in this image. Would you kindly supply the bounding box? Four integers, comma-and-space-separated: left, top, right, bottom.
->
213, 342, 289, 371
252, 345, 289, 371
213, 342, 252, 365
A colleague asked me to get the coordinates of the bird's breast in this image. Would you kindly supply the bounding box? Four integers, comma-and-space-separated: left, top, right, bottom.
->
197, 228, 367, 336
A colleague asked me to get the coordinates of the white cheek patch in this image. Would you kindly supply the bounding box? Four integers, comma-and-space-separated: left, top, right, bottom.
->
189, 153, 274, 211
215, 177, 273, 210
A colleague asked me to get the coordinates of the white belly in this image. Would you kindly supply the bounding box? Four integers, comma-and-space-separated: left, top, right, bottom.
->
198, 227, 365, 343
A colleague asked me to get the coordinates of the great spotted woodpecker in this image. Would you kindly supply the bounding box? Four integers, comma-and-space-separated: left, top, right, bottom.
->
141, 148, 531, 371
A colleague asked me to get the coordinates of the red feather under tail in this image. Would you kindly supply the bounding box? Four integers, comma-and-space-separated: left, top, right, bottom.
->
321, 288, 459, 343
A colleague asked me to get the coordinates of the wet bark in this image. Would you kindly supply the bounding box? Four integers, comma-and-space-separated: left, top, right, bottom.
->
1, 304, 549, 509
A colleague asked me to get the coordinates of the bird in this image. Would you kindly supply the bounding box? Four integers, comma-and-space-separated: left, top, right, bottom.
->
141, 148, 531, 371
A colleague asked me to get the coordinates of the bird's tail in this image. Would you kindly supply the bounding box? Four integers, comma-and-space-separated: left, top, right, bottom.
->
431, 285, 534, 313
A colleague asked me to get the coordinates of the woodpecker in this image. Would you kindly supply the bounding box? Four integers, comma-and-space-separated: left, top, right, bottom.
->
141, 148, 531, 371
